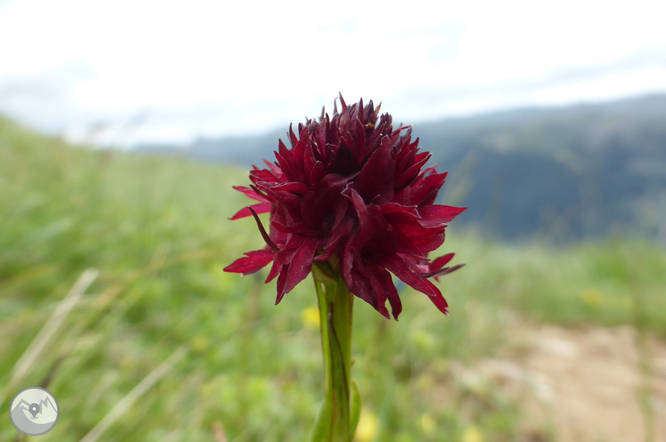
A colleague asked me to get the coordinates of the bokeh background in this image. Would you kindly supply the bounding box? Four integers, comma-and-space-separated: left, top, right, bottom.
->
1, 1, 665, 441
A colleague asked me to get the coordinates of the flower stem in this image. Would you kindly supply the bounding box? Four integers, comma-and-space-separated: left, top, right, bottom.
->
311, 266, 355, 442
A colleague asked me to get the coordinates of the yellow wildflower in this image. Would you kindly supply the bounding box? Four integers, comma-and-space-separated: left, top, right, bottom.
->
461, 426, 483, 442
355, 408, 378, 442
419, 413, 437, 436
582, 289, 604, 306
190, 335, 210, 353
301, 306, 320, 330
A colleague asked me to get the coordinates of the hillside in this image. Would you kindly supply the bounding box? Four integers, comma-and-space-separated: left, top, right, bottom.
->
136, 94, 666, 243
2, 115, 666, 442
417, 94, 666, 242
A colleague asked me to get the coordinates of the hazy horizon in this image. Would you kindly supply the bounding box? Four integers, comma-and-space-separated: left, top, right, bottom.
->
2, 0, 665, 147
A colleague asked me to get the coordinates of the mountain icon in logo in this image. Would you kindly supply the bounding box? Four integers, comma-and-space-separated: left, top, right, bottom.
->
9, 387, 59, 436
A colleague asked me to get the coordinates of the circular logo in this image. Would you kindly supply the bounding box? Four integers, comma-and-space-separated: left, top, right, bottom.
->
9, 387, 59, 436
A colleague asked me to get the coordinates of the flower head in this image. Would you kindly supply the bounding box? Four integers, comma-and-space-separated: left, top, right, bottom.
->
224, 95, 466, 319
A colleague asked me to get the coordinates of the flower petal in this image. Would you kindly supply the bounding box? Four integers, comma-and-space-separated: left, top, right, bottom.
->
229, 202, 272, 220
422, 264, 465, 280
232, 186, 269, 202
378, 254, 438, 298
353, 135, 395, 204
223, 249, 274, 275
276, 239, 320, 303
417, 205, 467, 226
369, 265, 402, 320
226, 96, 464, 318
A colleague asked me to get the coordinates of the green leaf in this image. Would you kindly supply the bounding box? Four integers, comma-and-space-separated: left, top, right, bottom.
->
348, 379, 361, 442
311, 399, 332, 442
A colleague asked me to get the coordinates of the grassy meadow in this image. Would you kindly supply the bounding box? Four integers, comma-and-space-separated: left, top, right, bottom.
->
1, 116, 665, 442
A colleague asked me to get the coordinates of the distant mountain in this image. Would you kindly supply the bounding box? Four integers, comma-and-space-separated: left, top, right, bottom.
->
414, 94, 666, 242
134, 94, 666, 243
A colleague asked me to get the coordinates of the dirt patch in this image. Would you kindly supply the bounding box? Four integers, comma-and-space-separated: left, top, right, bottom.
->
469, 324, 666, 441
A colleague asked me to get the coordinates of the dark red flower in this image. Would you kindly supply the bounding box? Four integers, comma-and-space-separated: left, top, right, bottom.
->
224, 95, 466, 319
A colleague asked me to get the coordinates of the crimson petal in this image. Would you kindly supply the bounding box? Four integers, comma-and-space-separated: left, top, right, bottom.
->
229, 202, 272, 220
224, 249, 274, 275
226, 95, 465, 319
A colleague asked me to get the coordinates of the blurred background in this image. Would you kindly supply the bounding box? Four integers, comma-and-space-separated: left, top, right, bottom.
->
1, 0, 665, 441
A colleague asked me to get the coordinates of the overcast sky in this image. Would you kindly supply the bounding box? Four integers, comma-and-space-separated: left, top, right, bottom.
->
1, 0, 665, 147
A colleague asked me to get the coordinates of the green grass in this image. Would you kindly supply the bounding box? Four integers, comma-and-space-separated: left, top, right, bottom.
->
1, 115, 664, 441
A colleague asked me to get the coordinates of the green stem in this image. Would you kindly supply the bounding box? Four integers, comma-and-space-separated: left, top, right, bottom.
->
311, 265, 354, 442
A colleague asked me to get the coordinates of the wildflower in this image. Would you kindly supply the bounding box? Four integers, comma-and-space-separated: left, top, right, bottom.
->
582, 289, 604, 307
190, 335, 210, 354
225, 96, 467, 442
300, 306, 321, 329
355, 408, 379, 442
419, 413, 437, 436
461, 426, 484, 442
224, 94, 465, 319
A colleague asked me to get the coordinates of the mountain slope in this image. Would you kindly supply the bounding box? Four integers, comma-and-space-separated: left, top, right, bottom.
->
135, 94, 666, 242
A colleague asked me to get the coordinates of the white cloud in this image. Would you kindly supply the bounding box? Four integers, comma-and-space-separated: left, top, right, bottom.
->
1, 0, 665, 146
